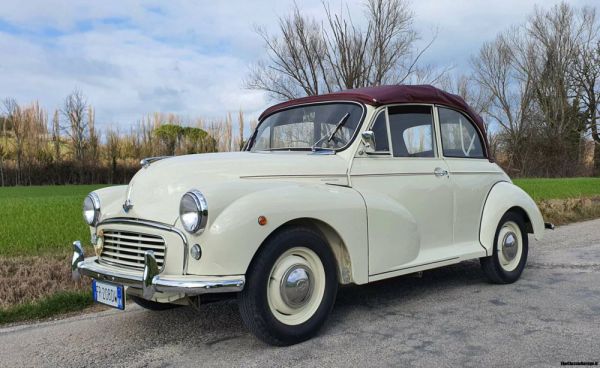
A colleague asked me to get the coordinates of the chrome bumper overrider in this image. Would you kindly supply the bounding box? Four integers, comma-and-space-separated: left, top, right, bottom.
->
71, 241, 245, 300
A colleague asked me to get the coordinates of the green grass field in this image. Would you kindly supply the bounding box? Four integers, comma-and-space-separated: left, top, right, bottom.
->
0, 184, 107, 256
513, 177, 600, 201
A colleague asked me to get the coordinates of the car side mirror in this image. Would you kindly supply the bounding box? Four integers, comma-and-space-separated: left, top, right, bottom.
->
361, 131, 376, 153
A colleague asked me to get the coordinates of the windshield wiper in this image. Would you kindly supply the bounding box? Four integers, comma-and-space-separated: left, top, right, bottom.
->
311, 113, 350, 152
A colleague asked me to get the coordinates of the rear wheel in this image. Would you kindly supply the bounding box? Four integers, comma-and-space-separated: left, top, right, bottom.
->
481, 211, 528, 284
130, 295, 179, 311
238, 227, 338, 346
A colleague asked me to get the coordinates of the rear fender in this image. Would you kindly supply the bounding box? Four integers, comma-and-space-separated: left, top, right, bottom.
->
480, 181, 545, 254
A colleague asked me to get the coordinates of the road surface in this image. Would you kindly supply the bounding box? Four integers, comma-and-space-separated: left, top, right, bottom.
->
1, 219, 599, 367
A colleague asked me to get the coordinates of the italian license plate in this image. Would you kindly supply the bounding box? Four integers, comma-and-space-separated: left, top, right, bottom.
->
92, 280, 125, 310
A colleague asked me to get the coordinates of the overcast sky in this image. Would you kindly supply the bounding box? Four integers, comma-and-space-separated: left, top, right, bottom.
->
0, 0, 597, 132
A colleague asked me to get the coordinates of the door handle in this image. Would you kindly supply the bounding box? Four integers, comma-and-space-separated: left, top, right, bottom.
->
434, 167, 448, 177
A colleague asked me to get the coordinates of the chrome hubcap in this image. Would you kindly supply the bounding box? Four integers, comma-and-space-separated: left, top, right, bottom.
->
502, 232, 518, 261
268, 247, 325, 325
280, 265, 314, 308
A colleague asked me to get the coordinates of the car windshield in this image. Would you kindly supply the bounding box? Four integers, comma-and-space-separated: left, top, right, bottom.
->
249, 103, 363, 152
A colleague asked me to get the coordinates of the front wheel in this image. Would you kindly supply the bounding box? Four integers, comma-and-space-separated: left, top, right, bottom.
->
238, 227, 338, 346
481, 211, 529, 284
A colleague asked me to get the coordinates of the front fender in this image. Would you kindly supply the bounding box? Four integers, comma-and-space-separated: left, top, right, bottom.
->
186, 184, 369, 284
480, 181, 545, 254
93, 185, 129, 221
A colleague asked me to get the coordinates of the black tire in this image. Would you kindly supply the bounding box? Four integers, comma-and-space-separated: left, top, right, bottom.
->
130, 295, 179, 311
481, 211, 528, 284
238, 226, 338, 346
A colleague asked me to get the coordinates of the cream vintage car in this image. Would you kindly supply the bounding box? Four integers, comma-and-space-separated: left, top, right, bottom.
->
72, 85, 551, 346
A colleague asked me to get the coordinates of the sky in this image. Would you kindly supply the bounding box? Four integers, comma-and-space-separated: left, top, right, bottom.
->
0, 0, 598, 133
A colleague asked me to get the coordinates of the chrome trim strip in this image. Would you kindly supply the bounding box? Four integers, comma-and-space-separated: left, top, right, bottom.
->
449, 171, 504, 175
71, 241, 85, 280
98, 218, 190, 274
140, 156, 171, 168
143, 251, 160, 298
240, 174, 347, 179
153, 276, 246, 294
78, 257, 144, 287
350, 172, 432, 177
75, 254, 245, 296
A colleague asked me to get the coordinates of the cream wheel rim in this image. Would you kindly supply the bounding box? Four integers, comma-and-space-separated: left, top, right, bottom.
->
497, 221, 522, 272
267, 247, 326, 326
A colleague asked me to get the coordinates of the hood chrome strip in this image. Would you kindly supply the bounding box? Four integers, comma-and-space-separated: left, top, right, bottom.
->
140, 156, 171, 169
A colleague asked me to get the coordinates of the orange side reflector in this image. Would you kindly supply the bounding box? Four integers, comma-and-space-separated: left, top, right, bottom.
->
258, 216, 267, 226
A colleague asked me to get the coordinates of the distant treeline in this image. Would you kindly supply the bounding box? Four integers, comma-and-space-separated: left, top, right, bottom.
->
0, 91, 253, 186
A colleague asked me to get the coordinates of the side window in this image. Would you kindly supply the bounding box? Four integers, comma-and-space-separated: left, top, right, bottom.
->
371, 111, 390, 152
388, 105, 435, 158
438, 107, 485, 158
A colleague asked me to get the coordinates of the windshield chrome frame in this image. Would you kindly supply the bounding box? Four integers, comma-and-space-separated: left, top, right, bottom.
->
246, 100, 367, 153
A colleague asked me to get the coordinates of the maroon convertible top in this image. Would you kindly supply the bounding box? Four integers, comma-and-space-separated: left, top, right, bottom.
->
259, 85, 489, 157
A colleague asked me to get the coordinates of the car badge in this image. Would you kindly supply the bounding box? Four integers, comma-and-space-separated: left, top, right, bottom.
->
123, 199, 133, 213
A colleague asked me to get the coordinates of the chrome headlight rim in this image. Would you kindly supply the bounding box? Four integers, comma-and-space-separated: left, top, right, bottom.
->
179, 189, 208, 234
83, 192, 101, 226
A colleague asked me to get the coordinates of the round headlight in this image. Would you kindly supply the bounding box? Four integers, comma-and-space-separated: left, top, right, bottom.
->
83, 192, 101, 226
179, 190, 208, 234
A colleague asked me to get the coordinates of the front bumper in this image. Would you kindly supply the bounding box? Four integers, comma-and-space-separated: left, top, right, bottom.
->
71, 241, 245, 300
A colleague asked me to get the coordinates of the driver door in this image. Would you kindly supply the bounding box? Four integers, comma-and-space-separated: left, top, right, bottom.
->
350, 105, 455, 277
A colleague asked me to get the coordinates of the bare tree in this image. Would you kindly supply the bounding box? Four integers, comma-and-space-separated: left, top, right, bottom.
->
524, 3, 593, 176
570, 8, 600, 174
3, 98, 24, 184
469, 3, 599, 176
236, 109, 245, 150
0, 126, 5, 186
106, 127, 120, 183
88, 105, 99, 164
61, 90, 89, 163
51, 109, 61, 162
471, 31, 536, 174
440, 73, 491, 116
247, 0, 436, 100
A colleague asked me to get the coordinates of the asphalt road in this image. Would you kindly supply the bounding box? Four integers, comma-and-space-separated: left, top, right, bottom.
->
2, 219, 599, 367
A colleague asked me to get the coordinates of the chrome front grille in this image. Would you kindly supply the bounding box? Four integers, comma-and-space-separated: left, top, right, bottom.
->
99, 230, 166, 270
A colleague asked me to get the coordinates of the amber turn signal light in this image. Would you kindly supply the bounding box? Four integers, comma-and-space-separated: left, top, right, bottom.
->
258, 216, 267, 226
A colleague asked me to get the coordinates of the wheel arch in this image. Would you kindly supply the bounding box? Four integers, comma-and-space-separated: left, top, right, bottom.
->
249, 217, 353, 285
479, 181, 545, 254
506, 205, 534, 234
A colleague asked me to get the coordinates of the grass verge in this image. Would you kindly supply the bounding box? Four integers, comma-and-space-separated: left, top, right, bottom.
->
537, 196, 600, 226
0, 291, 93, 325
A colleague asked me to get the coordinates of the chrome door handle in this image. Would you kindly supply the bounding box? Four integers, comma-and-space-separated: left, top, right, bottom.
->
434, 167, 448, 177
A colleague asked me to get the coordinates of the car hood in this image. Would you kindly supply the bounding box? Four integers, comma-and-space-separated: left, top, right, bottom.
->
105, 152, 349, 225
